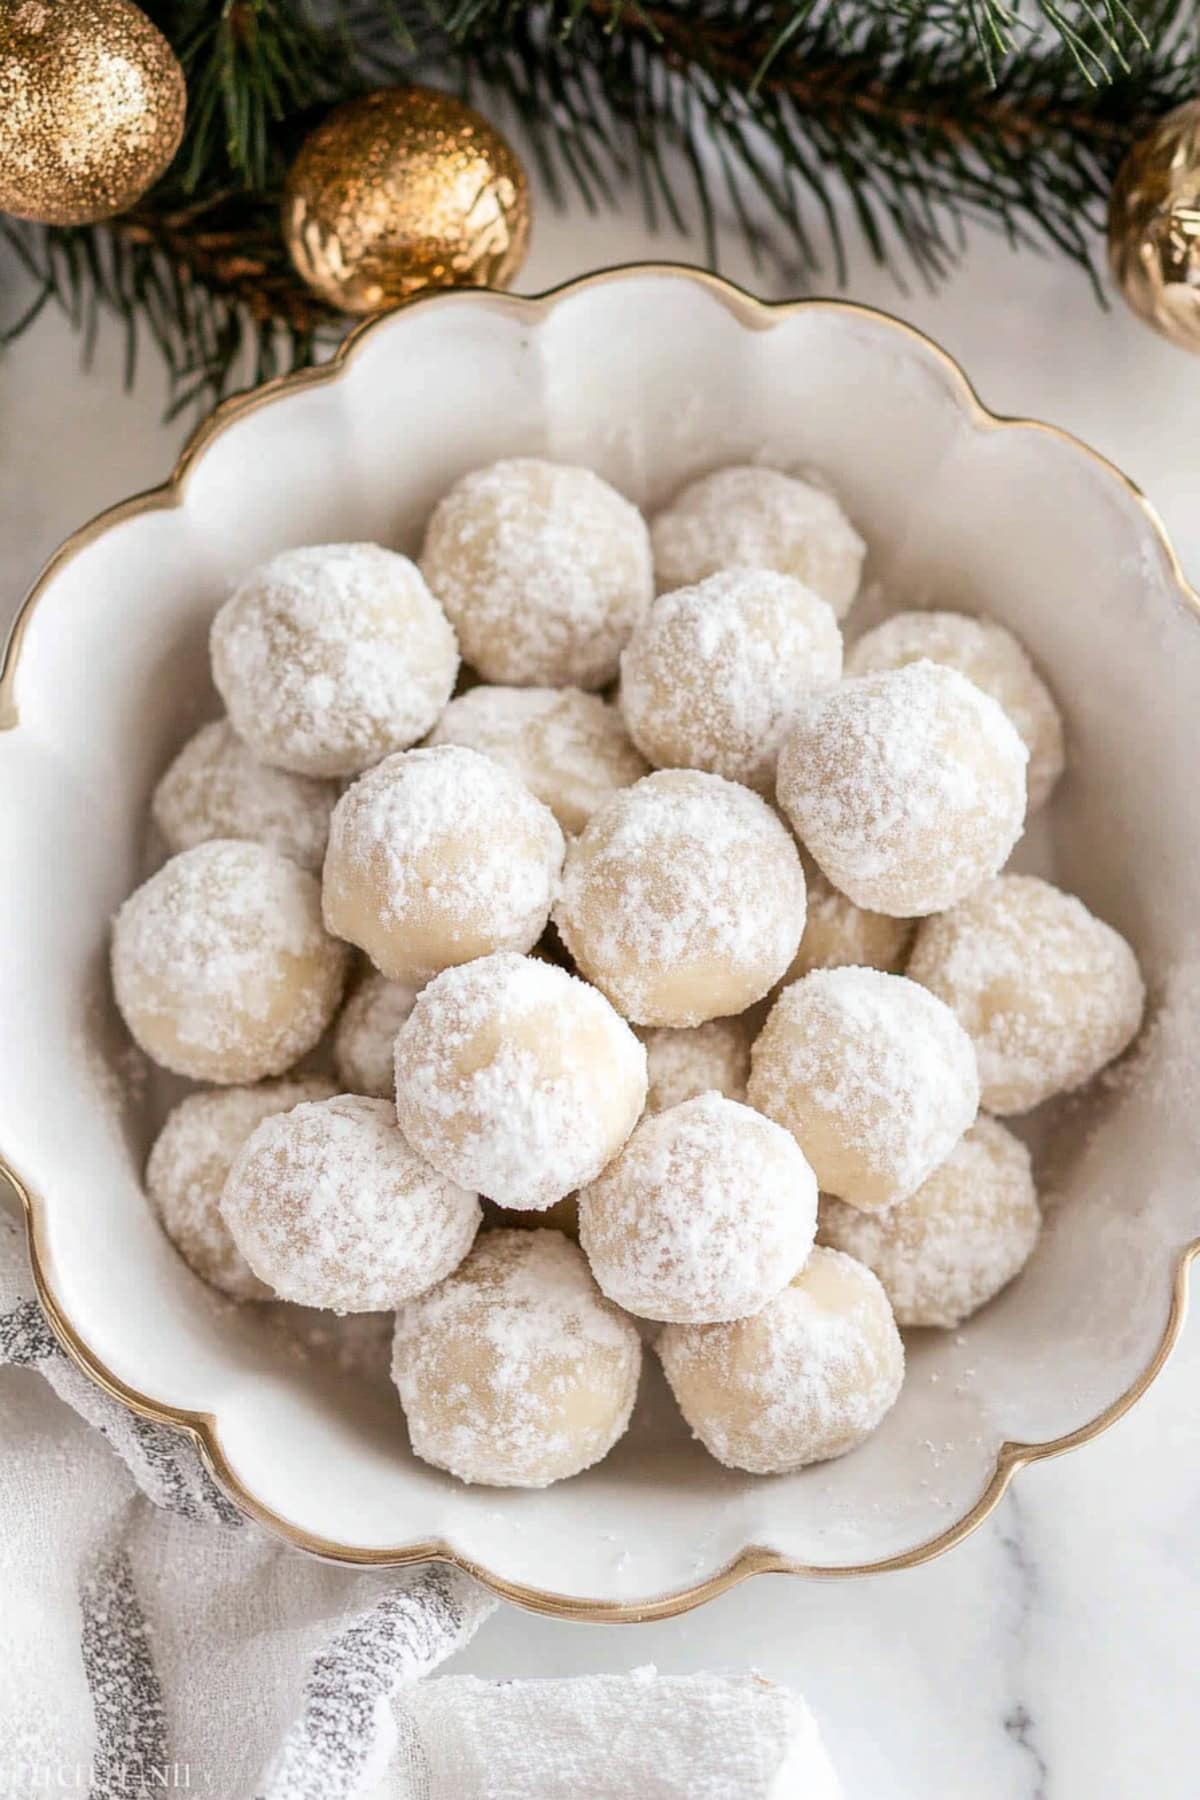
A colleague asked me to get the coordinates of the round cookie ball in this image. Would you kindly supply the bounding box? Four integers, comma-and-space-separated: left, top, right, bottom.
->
221, 1094, 480, 1311
906, 874, 1145, 1115
784, 860, 913, 984
776, 661, 1028, 917
145, 1075, 336, 1301
392, 1229, 641, 1487
152, 718, 337, 872
619, 568, 842, 793
658, 1246, 904, 1473
112, 840, 349, 1083
322, 746, 564, 984
394, 952, 647, 1210
748, 967, 979, 1211
419, 459, 653, 688
555, 769, 806, 1027
650, 465, 865, 618
818, 1115, 1040, 1329
641, 1016, 752, 1114
847, 610, 1065, 814
333, 969, 420, 1098
210, 543, 458, 777
427, 684, 647, 834
579, 1092, 818, 1323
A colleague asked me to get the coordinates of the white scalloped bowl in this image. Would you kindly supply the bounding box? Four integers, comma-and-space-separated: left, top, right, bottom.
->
3, 266, 1199, 1620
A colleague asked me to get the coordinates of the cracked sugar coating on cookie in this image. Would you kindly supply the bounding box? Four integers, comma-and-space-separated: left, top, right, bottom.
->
818, 1115, 1040, 1328
392, 1228, 642, 1487
783, 858, 913, 984
419, 459, 653, 688
146, 1075, 336, 1301
640, 1016, 752, 1114
579, 1092, 818, 1324
907, 874, 1145, 1115
152, 718, 338, 871
322, 745, 565, 984
619, 568, 843, 793
333, 968, 421, 1098
394, 952, 647, 1210
650, 465, 865, 618
111, 840, 349, 1083
427, 684, 647, 834
221, 1094, 481, 1312
847, 609, 1065, 814
658, 1246, 904, 1473
748, 967, 980, 1211
776, 660, 1028, 918
555, 769, 806, 1027
210, 543, 459, 777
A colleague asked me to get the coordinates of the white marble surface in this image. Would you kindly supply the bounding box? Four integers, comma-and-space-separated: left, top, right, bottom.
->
3, 180, 1199, 1799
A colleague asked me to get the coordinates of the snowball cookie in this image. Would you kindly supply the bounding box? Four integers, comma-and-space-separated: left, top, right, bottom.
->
392, 1229, 641, 1487
847, 610, 1065, 815
151, 718, 337, 871
748, 967, 979, 1211
785, 860, 913, 984
333, 968, 420, 1097
777, 661, 1028, 917
221, 1094, 480, 1311
419, 459, 653, 688
907, 874, 1145, 1115
210, 543, 458, 778
394, 952, 647, 1210
555, 770, 806, 1027
641, 1016, 752, 1114
818, 1115, 1040, 1329
619, 568, 842, 793
322, 746, 564, 984
650, 465, 865, 618
579, 1092, 818, 1324
427, 684, 647, 834
659, 1246, 904, 1473
112, 840, 349, 1083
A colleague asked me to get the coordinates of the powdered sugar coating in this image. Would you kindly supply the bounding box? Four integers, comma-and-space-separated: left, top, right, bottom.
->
392, 1229, 641, 1487
784, 858, 913, 984
420, 459, 653, 688
907, 874, 1145, 1114
221, 1094, 481, 1312
145, 1076, 336, 1301
748, 967, 980, 1211
579, 1092, 818, 1323
640, 1016, 752, 1114
818, 1115, 1040, 1328
333, 969, 420, 1097
847, 610, 1065, 814
619, 568, 843, 793
658, 1246, 904, 1473
210, 543, 459, 777
322, 746, 565, 984
776, 661, 1028, 917
427, 684, 647, 833
152, 718, 338, 871
650, 466, 865, 618
394, 952, 647, 1210
111, 839, 349, 1083
555, 769, 806, 1027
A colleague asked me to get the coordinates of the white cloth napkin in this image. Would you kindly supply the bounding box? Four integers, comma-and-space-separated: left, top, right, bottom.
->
0, 1202, 839, 1800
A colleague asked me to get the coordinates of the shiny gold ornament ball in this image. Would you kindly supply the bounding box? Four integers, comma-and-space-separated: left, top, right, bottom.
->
283, 85, 530, 314
1108, 99, 1200, 354
0, 0, 186, 226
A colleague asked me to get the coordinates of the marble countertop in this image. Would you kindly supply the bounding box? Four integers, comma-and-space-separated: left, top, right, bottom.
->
3, 184, 1198, 1799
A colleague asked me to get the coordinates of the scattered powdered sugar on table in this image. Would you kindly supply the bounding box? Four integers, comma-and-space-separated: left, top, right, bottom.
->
333, 968, 421, 1098
151, 718, 338, 872
578, 1091, 817, 1323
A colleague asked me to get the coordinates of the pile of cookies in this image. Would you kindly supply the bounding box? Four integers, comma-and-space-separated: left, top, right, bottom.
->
113, 457, 1145, 1489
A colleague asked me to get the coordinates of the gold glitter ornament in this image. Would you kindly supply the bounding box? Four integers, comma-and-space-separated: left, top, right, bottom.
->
0, 0, 186, 226
282, 85, 530, 314
1108, 99, 1200, 354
